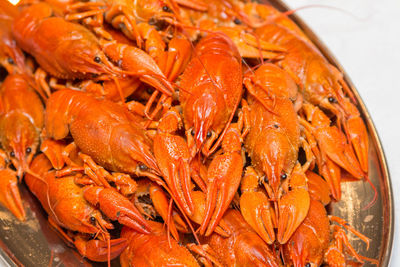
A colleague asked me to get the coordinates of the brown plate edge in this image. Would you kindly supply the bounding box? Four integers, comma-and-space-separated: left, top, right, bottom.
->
0, 0, 393, 266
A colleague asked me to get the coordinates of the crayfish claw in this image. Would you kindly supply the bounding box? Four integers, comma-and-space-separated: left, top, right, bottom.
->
306, 170, 331, 205
153, 111, 195, 216
336, 89, 369, 173
200, 129, 243, 236
277, 188, 310, 244
0, 169, 25, 221
40, 139, 66, 170
319, 157, 342, 201
240, 191, 276, 244
302, 103, 365, 180
83, 186, 151, 234
148, 183, 184, 240
188, 191, 230, 237
200, 153, 243, 236
345, 116, 369, 173
240, 167, 276, 244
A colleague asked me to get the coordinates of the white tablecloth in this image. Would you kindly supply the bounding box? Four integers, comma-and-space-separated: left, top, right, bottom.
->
286, 0, 400, 265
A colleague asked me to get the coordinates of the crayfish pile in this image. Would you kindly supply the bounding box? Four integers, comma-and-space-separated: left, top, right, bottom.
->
0, 0, 378, 265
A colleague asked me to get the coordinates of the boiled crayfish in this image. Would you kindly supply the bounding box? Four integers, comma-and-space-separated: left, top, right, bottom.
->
0, 0, 378, 266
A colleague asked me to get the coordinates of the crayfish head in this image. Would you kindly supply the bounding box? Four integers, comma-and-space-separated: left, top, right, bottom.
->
0, 26, 27, 76
75, 49, 117, 77
191, 93, 217, 152
252, 129, 296, 199
0, 113, 39, 179
188, 91, 227, 155
60, 32, 120, 78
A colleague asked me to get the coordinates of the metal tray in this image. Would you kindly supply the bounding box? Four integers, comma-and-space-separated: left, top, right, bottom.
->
0, 0, 393, 266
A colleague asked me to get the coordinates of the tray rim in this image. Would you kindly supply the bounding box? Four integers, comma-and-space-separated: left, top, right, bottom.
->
0, 0, 394, 266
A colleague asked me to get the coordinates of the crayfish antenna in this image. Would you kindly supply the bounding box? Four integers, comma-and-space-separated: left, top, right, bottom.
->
25, 155, 63, 225
148, 183, 182, 241
362, 175, 378, 210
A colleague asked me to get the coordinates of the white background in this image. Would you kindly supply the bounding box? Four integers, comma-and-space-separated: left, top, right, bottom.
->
285, 0, 400, 265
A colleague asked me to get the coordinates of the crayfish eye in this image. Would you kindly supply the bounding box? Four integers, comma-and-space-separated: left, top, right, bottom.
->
94, 56, 101, 63
162, 5, 171, 12
139, 164, 148, 171
305, 263, 311, 267
274, 124, 279, 129
280, 173, 287, 180
26, 147, 32, 154
148, 18, 157, 25
206, 131, 212, 138
233, 18, 241, 25
7, 57, 14, 64
10, 151, 15, 158
263, 176, 269, 183
328, 96, 337, 103
146, 87, 153, 94
90, 216, 96, 225
190, 129, 195, 136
